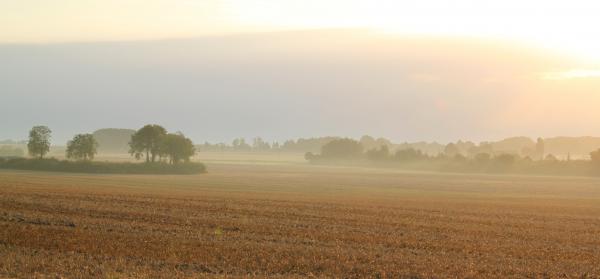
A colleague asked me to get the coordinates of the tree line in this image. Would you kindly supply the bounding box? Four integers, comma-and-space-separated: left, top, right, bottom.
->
24, 124, 196, 164
305, 138, 600, 176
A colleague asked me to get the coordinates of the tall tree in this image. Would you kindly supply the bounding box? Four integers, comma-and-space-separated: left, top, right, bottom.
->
160, 133, 196, 164
66, 134, 99, 161
27, 126, 51, 159
129, 125, 167, 163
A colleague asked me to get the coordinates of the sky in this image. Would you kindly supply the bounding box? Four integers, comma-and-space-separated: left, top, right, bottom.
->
1, 1, 600, 144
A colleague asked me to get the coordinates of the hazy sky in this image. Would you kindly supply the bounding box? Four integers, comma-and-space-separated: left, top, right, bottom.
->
3, 0, 600, 61
1, 1, 600, 144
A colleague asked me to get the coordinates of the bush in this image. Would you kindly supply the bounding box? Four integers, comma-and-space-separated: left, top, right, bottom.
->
0, 158, 206, 174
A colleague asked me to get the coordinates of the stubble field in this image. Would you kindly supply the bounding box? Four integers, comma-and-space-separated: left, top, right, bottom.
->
2, 157, 600, 278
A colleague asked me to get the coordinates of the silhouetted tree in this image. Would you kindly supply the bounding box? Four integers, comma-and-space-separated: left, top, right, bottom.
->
394, 148, 425, 161
66, 134, 98, 161
160, 133, 196, 164
232, 138, 251, 151
27, 126, 51, 159
468, 142, 493, 158
444, 143, 460, 157
129, 124, 167, 163
304, 152, 316, 161
320, 138, 363, 159
366, 145, 390, 161
252, 137, 271, 151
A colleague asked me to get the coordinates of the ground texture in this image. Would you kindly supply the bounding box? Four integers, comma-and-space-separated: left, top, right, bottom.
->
1, 163, 600, 278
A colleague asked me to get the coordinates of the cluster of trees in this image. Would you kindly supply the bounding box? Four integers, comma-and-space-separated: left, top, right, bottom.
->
26, 126, 98, 161
169, 135, 600, 160
306, 139, 428, 163
198, 136, 340, 153
306, 138, 600, 175
22, 124, 196, 165
128, 124, 195, 164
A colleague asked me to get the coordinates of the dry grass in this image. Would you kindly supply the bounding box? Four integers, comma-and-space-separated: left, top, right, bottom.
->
1, 162, 600, 278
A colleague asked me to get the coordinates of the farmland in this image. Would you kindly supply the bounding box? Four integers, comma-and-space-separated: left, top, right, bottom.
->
2, 157, 600, 278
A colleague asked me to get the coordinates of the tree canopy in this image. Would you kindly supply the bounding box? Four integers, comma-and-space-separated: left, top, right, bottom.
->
321, 138, 363, 159
129, 124, 167, 163
27, 126, 51, 159
160, 133, 196, 164
128, 125, 196, 164
66, 134, 99, 161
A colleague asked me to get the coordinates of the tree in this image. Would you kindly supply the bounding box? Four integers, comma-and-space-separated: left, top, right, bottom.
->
159, 133, 196, 164
444, 143, 460, 157
320, 138, 363, 159
129, 124, 167, 163
304, 152, 316, 161
66, 134, 98, 161
366, 145, 390, 161
394, 148, 426, 161
27, 126, 51, 159
252, 137, 271, 151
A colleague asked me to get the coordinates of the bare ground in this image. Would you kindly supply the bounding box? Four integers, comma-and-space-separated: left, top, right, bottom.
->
1, 164, 600, 278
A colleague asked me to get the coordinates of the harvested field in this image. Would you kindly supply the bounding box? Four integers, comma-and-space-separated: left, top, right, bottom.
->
1, 163, 600, 278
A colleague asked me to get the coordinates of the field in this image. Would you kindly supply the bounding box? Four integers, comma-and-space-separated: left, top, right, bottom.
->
2, 154, 600, 278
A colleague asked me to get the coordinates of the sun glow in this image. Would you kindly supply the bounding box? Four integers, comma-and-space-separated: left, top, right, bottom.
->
2, 0, 600, 62
225, 0, 600, 62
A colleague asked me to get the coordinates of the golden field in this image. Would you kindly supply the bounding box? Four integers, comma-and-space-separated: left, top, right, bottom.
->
2, 156, 600, 278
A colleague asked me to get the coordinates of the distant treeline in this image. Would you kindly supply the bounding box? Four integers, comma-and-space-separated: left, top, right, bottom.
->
197, 135, 600, 159
198, 137, 340, 153
0, 125, 204, 174
305, 138, 600, 176
0, 158, 206, 174
5, 131, 600, 159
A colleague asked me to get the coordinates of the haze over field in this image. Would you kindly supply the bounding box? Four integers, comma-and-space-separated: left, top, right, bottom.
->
2, 1, 600, 144
5, 2, 600, 278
